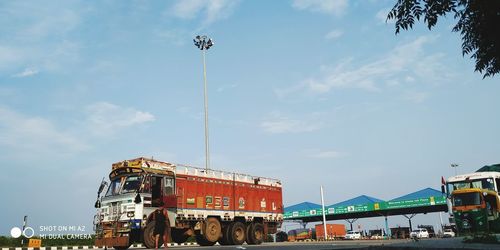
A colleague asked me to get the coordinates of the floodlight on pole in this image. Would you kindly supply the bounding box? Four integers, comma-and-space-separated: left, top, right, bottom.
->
193, 35, 214, 171
451, 163, 459, 175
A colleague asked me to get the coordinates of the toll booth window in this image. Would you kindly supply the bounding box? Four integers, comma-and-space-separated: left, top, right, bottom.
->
106, 179, 122, 197
164, 177, 174, 195
122, 175, 141, 194
453, 192, 481, 206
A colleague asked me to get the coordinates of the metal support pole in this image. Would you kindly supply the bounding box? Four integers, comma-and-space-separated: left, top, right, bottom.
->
451, 163, 459, 176
345, 218, 358, 232
194, 35, 214, 171
439, 212, 444, 231
201, 49, 210, 171
385, 216, 390, 239
320, 186, 328, 240
403, 214, 416, 231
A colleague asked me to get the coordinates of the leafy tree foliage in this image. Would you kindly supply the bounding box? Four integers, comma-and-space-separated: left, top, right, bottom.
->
388, 0, 500, 78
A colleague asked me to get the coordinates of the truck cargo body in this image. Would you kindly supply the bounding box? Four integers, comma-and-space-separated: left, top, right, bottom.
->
174, 168, 283, 219
315, 224, 346, 240
94, 157, 283, 249
287, 228, 314, 241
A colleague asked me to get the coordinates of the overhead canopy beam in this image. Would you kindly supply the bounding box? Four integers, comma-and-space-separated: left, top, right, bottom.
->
287, 204, 447, 223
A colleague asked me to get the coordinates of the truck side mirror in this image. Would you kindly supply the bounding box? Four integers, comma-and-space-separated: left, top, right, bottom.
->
95, 199, 101, 208
134, 193, 142, 204
441, 185, 445, 194
97, 179, 108, 196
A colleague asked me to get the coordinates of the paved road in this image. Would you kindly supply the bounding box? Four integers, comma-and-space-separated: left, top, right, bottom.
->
148, 238, 500, 250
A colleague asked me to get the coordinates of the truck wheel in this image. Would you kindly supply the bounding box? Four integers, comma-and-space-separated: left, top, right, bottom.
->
246, 223, 264, 245
203, 217, 222, 243
171, 229, 189, 244
143, 221, 161, 249
113, 245, 131, 250
218, 224, 232, 245
195, 231, 216, 246
229, 222, 246, 245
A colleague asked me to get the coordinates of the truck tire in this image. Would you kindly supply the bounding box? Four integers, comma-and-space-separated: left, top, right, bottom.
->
229, 222, 246, 245
143, 219, 170, 249
218, 224, 232, 245
113, 245, 131, 250
171, 229, 189, 244
195, 231, 216, 246
143, 221, 161, 249
246, 222, 264, 245
203, 217, 222, 243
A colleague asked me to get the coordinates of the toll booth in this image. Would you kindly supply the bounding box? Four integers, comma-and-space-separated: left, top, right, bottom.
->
390, 226, 410, 239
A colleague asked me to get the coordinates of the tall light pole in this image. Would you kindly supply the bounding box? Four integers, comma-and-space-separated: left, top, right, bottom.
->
320, 186, 328, 240
451, 163, 459, 176
194, 35, 214, 171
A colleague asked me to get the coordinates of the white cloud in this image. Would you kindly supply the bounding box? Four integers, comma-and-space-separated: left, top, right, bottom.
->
85, 102, 155, 135
23, 8, 81, 40
153, 29, 190, 46
375, 8, 395, 24
0, 46, 25, 70
402, 91, 430, 103
273, 82, 308, 100
325, 29, 343, 40
307, 150, 346, 159
12, 67, 39, 77
0, 106, 89, 155
260, 113, 323, 134
292, 0, 348, 16
276, 35, 446, 97
0, 2, 83, 74
217, 83, 238, 92
170, 0, 241, 25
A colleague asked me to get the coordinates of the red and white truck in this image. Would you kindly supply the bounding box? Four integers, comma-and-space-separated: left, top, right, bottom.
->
94, 157, 283, 248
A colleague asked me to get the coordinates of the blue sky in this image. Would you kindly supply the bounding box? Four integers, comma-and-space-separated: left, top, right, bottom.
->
1, 0, 499, 234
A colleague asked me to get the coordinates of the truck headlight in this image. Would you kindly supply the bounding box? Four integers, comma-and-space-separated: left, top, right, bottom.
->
127, 211, 135, 218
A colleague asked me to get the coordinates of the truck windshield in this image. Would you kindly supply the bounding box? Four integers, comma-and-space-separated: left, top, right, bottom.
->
105, 175, 142, 196
122, 175, 142, 194
453, 192, 482, 206
448, 178, 495, 193
105, 179, 122, 197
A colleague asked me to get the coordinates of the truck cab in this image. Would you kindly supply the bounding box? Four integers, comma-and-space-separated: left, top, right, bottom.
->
95, 160, 177, 249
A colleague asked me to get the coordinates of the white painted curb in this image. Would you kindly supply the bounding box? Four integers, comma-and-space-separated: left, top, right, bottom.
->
1, 242, 199, 250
